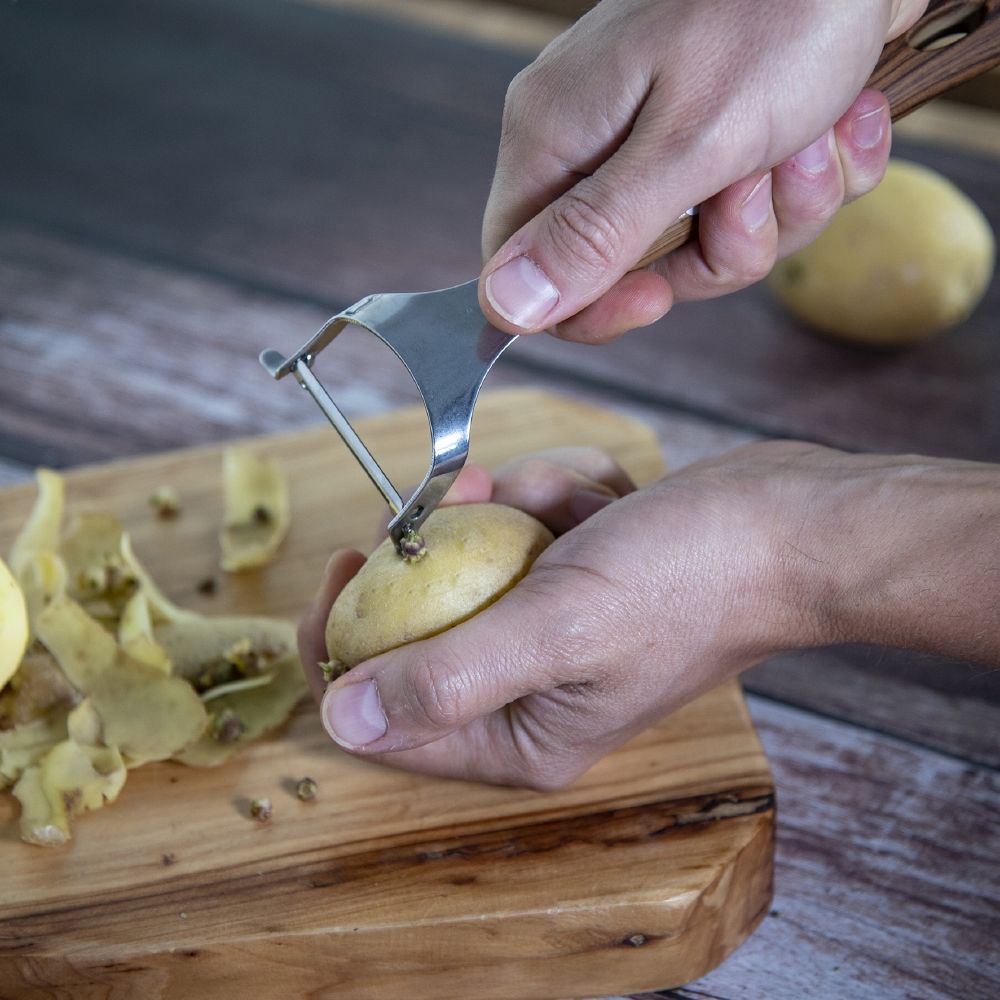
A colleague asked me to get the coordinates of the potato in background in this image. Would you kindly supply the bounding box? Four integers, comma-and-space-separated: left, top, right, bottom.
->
768, 159, 995, 347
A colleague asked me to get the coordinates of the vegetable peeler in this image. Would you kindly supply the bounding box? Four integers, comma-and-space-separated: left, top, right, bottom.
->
260, 0, 1000, 552
259, 280, 514, 552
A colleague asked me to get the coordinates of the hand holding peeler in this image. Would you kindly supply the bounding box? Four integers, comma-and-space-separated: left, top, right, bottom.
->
260, 0, 1000, 552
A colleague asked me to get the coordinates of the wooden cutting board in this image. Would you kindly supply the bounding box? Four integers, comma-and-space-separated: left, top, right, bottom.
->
0, 389, 774, 1000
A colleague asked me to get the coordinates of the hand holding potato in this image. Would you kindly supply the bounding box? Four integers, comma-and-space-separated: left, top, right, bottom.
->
300, 445, 1000, 789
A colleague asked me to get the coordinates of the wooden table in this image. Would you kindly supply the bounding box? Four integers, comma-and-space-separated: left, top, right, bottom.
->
0, 0, 997, 996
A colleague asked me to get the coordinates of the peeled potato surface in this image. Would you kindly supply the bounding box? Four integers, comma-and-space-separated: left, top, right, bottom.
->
0, 556, 29, 690
325, 503, 553, 669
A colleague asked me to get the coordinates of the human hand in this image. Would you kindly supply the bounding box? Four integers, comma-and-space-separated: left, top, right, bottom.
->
300, 439, 1000, 790
299, 443, 837, 788
478, 0, 929, 342
297, 447, 636, 707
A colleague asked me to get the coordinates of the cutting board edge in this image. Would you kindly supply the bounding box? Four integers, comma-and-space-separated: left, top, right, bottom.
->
0, 723, 775, 921
0, 806, 774, 999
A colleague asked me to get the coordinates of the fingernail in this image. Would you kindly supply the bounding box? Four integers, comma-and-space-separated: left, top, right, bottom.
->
322, 680, 387, 749
740, 175, 772, 233
793, 135, 829, 175
570, 488, 615, 523
851, 106, 885, 150
485, 256, 560, 329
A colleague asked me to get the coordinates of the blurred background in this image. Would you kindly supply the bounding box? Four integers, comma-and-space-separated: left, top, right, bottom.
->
1, 0, 996, 473
1, 2, 998, 995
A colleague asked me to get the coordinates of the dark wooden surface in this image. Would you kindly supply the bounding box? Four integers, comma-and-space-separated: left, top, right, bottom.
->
0, 1, 998, 997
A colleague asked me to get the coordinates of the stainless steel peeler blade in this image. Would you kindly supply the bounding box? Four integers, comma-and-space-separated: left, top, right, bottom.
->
259, 279, 516, 551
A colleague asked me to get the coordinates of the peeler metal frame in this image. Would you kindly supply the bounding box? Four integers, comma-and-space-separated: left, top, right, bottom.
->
260, 279, 515, 551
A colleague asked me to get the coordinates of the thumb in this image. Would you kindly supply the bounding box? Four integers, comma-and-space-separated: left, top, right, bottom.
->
318, 568, 575, 753
478, 99, 712, 335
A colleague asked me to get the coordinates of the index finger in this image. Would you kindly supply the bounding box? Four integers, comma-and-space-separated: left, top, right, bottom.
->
297, 549, 366, 704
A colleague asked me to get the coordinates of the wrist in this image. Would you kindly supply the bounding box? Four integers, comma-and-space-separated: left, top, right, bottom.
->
786, 452, 1000, 664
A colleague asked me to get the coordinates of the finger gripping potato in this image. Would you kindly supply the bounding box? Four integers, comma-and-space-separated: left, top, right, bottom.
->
325, 503, 553, 670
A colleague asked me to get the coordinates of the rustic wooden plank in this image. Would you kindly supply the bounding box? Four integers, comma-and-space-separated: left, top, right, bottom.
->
744, 646, 1000, 769
679, 696, 1000, 1000
0, 226, 420, 466
0, 0, 513, 296
609, 692, 1000, 1000
0, 225, 758, 469
2, 0, 999, 460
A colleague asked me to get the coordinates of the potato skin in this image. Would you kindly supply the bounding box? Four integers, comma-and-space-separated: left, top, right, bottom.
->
768, 160, 995, 347
325, 503, 554, 669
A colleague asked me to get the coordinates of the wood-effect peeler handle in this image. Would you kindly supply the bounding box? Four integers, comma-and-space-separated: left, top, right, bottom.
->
632, 0, 1000, 270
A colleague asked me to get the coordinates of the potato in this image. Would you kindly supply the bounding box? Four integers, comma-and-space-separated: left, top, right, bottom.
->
768, 160, 995, 347
325, 503, 553, 670
0, 555, 29, 690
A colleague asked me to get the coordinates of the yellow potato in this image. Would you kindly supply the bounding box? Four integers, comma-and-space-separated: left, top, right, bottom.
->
0, 556, 29, 690
768, 160, 995, 347
325, 503, 553, 670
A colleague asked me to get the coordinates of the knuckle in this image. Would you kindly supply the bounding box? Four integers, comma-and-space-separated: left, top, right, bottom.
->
499, 68, 539, 153
407, 654, 470, 730
742, 248, 777, 286
794, 187, 843, 228
550, 445, 622, 482
514, 456, 558, 483
705, 248, 774, 291
517, 565, 611, 669
504, 456, 567, 498
843, 164, 887, 206
504, 66, 533, 109
546, 191, 625, 274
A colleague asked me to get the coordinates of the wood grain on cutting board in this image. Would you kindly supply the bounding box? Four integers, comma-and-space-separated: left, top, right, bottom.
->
0, 390, 774, 1000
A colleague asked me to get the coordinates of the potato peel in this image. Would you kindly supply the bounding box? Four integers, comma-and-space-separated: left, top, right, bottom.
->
89, 661, 208, 767
153, 616, 296, 684
174, 652, 305, 767
8, 468, 64, 579
13, 739, 126, 846
66, 698, 103, 747
61, 512, 138, 621
33, 589, 118, 690
31, 583, 208, 765
3, 466, 306, 845
118, 591, 172, 673
17, 551, 69, 629
0, 645, 80, 732
119, 532, 196, 626
0, 716, 68, 789
219, 448, 290, 572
